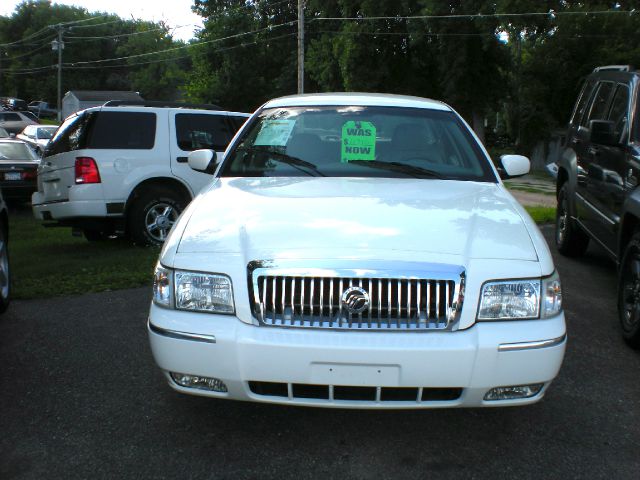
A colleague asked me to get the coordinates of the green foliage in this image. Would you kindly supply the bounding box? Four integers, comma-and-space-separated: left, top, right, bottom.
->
524, 206, 556, 224
186, 0, 297, 110
5, 0, 640, 152
0, 1, 187, 103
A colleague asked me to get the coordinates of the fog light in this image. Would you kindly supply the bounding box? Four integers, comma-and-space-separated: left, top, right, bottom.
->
170, 372, 228, 392
484, 383, 544, 401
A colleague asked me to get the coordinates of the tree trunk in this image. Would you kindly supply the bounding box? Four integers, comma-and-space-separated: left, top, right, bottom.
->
472, 111, 485, 145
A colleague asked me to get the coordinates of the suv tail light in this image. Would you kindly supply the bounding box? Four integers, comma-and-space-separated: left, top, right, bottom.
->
75, 157, 101, 184
21, 169, 37, 181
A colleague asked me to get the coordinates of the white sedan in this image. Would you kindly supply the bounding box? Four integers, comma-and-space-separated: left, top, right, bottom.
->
17, 124, 58, 155
148, 93, 566, 408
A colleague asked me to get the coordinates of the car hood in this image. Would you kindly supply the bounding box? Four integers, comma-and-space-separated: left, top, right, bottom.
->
175, 177, 538, 262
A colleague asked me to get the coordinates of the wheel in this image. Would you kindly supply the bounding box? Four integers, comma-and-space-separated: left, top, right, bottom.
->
128, 187, 186, 246
0, 220, 10, 314
83, 229, 106, 242
555, 183, 589, 257
618, 233, 640, 349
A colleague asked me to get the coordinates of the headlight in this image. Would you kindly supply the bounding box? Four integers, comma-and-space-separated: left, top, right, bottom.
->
477, 272, 562, 320
175, 270, 235, 314
153, 264, 172, 307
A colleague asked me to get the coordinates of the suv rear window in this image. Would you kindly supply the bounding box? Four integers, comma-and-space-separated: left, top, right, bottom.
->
175, 114, 234, 151
86, 112, 156, 149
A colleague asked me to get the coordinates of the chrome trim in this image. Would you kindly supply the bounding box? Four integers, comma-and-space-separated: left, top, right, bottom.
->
148, 320, 216, 344
498, 334, 566, 352
248, 260, 465, 331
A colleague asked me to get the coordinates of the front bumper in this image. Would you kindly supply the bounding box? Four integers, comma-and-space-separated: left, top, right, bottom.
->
148, 304, 566, 408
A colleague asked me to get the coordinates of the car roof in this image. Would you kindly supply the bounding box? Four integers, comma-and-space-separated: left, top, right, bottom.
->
263, 93, 452, 111
79, 105, 251, 116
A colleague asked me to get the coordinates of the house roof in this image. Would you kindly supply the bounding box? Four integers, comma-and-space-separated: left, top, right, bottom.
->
66, 91, 144, 102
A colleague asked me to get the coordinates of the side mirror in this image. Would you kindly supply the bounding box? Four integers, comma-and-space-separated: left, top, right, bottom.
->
188, 149, 217, 174
499, 154, 530, 179
589, 120, 618, 146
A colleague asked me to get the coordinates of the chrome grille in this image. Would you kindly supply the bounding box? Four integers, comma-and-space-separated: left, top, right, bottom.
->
250, 263, 465, 331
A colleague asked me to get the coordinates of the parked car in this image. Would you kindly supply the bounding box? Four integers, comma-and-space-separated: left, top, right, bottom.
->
31, 102, 249, 243
147, 93, 566, 408
0, 188, 9, 315
0, 128, 10, 138
0, 111, 39, 135
1, 97, 28, 111
556, 65, 640, 349
28, 101, 58, 119
17, 124, 59, 154
0, 139, 40, 201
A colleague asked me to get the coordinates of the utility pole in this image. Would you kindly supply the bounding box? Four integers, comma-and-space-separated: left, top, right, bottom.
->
297, 0, 304, 94
0, 48, 3, 95
51, 25, 65, 122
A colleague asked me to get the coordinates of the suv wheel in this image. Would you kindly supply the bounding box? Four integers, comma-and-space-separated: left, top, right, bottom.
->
618, 232, 640, 349
556, 183, 589, 256
0, 220, 10, 314
128, 187, 186, 246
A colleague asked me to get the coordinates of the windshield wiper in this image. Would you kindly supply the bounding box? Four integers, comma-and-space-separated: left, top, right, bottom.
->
236, 146, 325, 177
348, 160, 445, 179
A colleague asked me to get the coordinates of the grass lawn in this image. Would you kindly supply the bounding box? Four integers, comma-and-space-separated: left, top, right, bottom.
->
9, 208, 159, 300
525, 206, 556, 224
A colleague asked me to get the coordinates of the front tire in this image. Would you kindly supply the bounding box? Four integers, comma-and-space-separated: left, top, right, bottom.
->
0, 220, 11, 314
618, 233, 640, 349
556, 183, 589, 257
128, 187, 186, 246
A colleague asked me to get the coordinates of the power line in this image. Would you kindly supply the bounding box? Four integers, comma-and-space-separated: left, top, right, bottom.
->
62, 20, 296, 67
0, 15, 109, 48
66, 19, 124, 30
3, 31, 297, 75
66, 32, 297, 70
310, 9, 638, 22
2, 36, 58, 60
315, 30, 497, 38
65, 26, 169, 40
314, 28, 640, 39
0, 26, 55, 48
3, 21, 295, 72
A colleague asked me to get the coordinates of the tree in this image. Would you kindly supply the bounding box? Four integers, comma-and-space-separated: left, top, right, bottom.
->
186, 0, 298, 111
0, 1, 186, 103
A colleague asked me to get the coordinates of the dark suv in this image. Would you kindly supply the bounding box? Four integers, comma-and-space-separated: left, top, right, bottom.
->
556, 65, 640, 348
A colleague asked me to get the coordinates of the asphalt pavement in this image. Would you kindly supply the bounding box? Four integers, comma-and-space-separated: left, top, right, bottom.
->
1, 227, 639, 480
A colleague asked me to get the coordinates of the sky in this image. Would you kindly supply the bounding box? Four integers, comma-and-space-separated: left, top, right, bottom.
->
0, 0, 205, 41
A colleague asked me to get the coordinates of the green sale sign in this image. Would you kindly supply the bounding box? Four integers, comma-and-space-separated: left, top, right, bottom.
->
341, 121, 376, 163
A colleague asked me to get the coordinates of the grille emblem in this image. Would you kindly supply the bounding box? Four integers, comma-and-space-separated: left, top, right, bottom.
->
341, 286, 370, 315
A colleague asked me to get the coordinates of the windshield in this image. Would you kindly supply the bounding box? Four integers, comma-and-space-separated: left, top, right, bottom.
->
636, 99, 640, 143
221, 106, 496, 181
0, 142, 37, 160
37, 127, 56, 139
